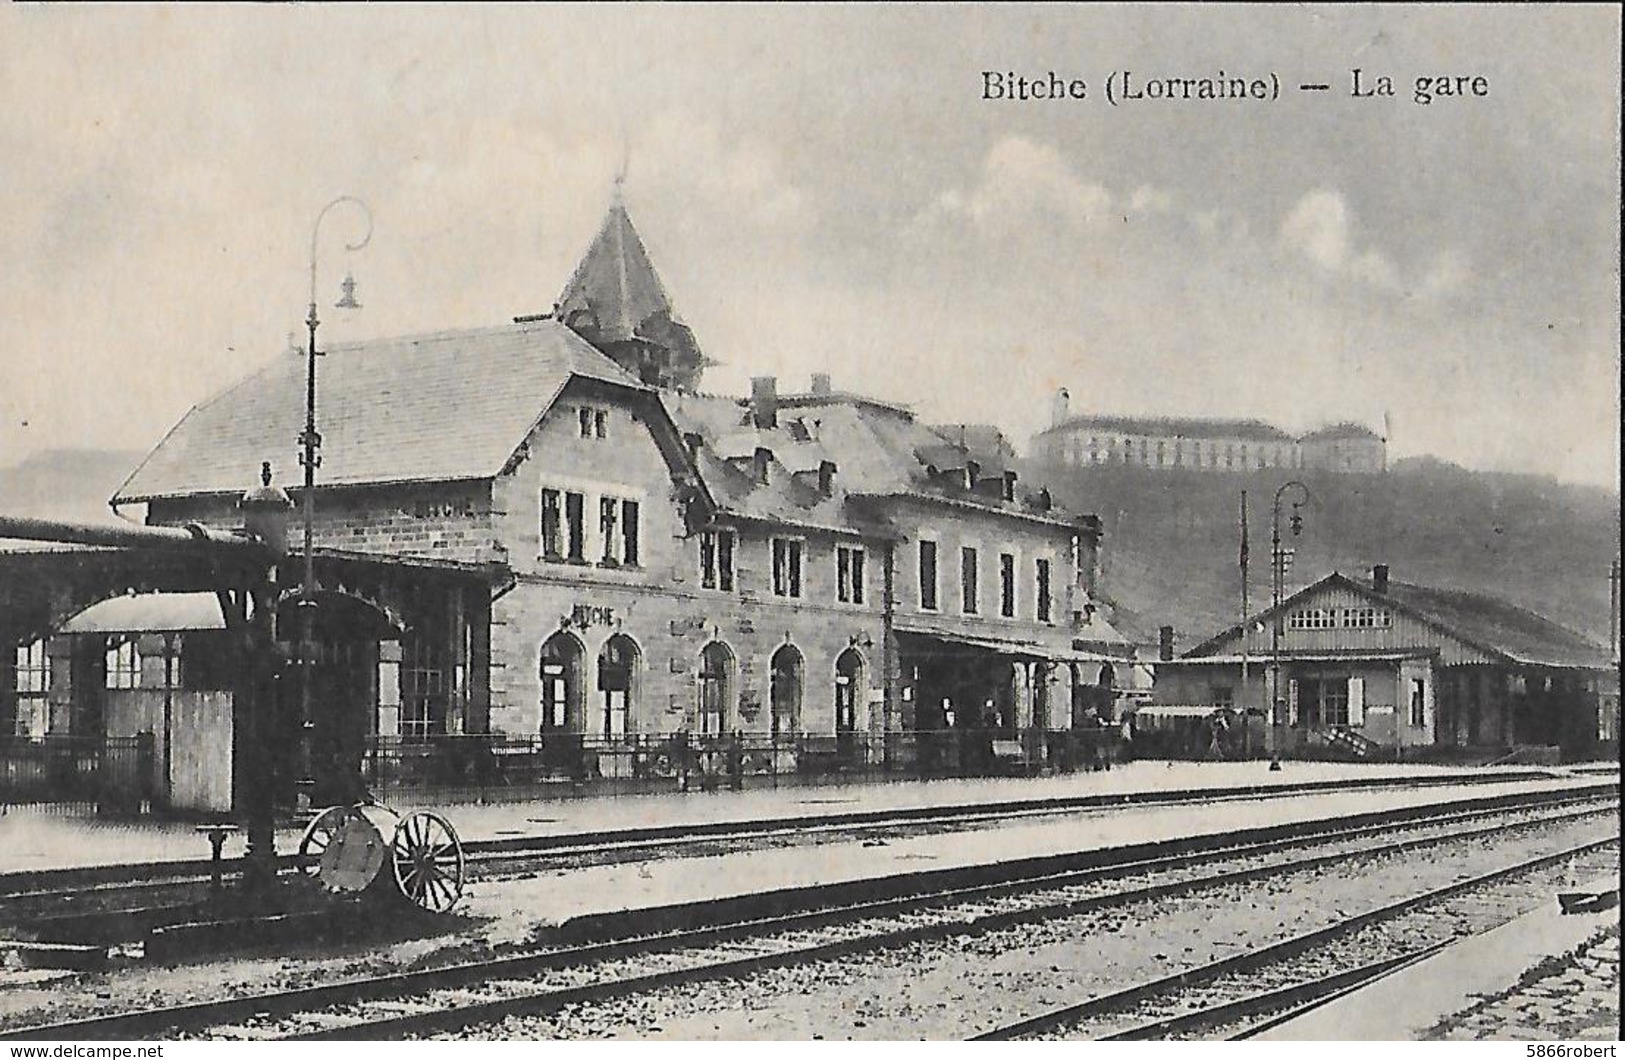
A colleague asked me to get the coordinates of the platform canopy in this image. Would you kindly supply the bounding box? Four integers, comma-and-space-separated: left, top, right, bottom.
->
59, 592, 226, 634
1131, 703, 1226, 719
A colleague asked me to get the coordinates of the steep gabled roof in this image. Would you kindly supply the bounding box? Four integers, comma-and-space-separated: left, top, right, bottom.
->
1185, 571, 1614, 671
551, 198, 706, 390
113, 320, 645, 502
555, 200, 678, 344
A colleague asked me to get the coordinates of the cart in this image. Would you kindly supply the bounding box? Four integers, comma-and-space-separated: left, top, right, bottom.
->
295, 802, 466, 913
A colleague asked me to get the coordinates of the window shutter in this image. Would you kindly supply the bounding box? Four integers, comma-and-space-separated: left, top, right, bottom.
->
1287, 679, 1299, 725
1348, 677, 1365, 725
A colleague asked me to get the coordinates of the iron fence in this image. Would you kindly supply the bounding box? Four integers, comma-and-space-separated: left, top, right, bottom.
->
0, 734, 154, 816
362, 727, 1128, 803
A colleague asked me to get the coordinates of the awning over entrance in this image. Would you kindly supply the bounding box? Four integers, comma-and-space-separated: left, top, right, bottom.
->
59, 592, 226, 634
1131, 703, 1224, 719
895, 623, 1067, 662
1166, 651, 1434, 665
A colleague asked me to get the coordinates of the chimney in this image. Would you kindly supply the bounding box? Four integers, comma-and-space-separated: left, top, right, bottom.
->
1372, 564, 1389, 594
1051, 387, 1071, 428
682, 432, 704, 459
753, 446, 772, 485
1002, 470, 1017, 502
817, 459, 837, 497
810, 373, 832, 397
1158, 625, 1176, 662
750, 376, 778, 429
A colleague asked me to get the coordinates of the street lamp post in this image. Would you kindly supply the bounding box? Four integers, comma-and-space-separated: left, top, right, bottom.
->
297, 196, 372, 813
1268, 480, 1311, 772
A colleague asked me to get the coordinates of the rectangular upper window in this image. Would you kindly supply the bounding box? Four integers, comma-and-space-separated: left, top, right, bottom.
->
999, 553, 1016, 618
1288, 608, 1337, 631
1035, 558, 1052, 623
540, 489, 563, 558
599, 497, 620, 565
961, 546, 979, 614
1342, 607, 1392, 629
621, 500, 640, 567
700, 529, 736, 591
919, 539, 938, 611
837, 545, 866, 605
578, 406, 609, 439
564, 491, 585, 561
771, 537, 803, 599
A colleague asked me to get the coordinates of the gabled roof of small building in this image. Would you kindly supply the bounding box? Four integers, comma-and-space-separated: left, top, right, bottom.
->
113, 320, 647, 502
1371, 578, 1613, 670
1300, 421, 1384, 442
1186, 571, 1614, 671
1037, 414, 1295, 443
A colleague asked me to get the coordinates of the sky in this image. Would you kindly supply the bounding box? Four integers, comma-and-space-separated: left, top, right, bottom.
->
1, 5, 1619, 489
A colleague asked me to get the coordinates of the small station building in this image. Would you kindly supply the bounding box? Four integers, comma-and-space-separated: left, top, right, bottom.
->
1152, 565, 1619, 762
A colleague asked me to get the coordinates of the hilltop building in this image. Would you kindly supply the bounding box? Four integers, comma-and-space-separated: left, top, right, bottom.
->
1033, 389, 1387, 473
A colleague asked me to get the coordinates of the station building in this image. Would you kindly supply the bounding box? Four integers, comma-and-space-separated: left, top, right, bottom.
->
5, 196, 1134, 813
1151, 566, 1619, 762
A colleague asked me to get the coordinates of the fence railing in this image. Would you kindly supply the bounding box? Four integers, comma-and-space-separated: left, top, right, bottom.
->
0, 734, 154, 815
361, 728, 1127, 803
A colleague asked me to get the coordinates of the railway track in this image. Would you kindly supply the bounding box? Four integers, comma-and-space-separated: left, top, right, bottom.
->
2, 774, 1612, 929
2, 793, 1614, 1041
972, 841, 1619, 1041
1, 769, 1596, 906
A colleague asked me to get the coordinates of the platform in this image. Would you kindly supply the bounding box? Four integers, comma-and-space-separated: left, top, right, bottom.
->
0, 760, 1611, 877
1255, 873, 1622, 1040
459, 769, 1615, 932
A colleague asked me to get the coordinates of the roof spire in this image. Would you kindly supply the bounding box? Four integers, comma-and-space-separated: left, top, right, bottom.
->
553, 187, 706, 391
613, 133, 631, 204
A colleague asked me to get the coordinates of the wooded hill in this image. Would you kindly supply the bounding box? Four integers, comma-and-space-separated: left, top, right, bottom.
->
1026, 456, 1620, 653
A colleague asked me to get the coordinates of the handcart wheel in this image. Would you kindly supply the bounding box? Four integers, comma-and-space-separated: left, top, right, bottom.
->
296, 805, 352, 876
390, 810, 465, 913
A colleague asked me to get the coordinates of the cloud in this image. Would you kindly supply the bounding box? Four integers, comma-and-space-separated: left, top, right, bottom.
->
1418, 249, 1472, 299
1278, 189, 1399, 291
933, 136, 1114, 231
1129, 185, 1174, 214
640, 115, 814, 231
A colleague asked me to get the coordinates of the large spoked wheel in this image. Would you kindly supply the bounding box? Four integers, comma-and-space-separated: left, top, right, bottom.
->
296, 806, 352, 876
390, 810, 465, 913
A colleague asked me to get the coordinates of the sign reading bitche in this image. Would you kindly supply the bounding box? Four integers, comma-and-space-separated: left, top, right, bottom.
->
568, 603, 617, 629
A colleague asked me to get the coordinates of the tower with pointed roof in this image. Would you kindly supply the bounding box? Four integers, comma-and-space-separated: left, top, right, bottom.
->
552, 185, 707, 392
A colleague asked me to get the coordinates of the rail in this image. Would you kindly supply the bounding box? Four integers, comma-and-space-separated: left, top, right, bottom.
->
3, 789, 1614, 1041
